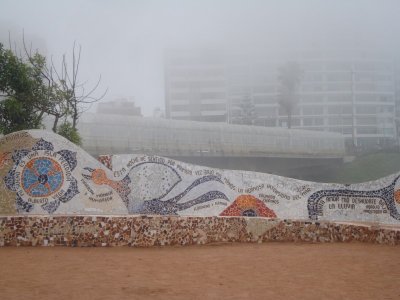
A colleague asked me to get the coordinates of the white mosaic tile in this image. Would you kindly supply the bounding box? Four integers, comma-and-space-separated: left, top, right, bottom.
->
0, 130, 399, 225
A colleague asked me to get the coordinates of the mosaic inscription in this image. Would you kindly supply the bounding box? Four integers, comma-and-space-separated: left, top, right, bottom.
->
0, 130, 399, 225
308, 176, 400, 221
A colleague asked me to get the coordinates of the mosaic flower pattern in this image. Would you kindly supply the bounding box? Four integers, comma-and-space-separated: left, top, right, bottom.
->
3, 139, 78, 213
22, 157, 64, 197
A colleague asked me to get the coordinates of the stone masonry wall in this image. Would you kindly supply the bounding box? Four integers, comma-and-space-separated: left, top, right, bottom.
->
0, 216, 398, 247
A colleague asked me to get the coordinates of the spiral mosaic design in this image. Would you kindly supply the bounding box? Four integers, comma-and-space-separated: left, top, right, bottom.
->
21, 157, 64, 197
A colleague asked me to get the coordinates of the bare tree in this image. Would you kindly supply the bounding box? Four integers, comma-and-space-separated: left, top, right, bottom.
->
25, 51, 69, 132
54, 42, 108, 130
22, 34, 107, 132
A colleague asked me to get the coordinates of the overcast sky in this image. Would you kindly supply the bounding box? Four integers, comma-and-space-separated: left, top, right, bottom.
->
1, 0, 400, 116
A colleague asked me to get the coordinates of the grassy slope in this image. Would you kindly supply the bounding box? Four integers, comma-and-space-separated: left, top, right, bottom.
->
330, 152, 400, 184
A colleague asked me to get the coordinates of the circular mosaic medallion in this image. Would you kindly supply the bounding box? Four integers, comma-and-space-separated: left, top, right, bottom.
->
13, 150, 74, 205
21, 157, 64, 197
4, 138, 79, 213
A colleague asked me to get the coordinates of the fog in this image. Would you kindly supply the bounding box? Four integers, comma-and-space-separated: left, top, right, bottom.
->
1, 0, 400, 115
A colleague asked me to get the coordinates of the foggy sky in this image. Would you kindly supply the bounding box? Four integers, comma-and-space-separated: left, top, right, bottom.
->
1, 0, 400, 116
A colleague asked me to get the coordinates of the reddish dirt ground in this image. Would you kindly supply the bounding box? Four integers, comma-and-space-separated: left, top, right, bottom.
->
0, 243, 399, 300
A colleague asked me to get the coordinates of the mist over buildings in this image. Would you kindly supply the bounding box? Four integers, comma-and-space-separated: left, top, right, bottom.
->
1, 0, 400, 116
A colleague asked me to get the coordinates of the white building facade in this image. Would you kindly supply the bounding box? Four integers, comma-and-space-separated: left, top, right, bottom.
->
165, 48, 397, 149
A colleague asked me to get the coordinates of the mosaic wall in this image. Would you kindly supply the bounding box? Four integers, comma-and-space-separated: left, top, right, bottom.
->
1, 130, 400, 225
0, 216, 398, 247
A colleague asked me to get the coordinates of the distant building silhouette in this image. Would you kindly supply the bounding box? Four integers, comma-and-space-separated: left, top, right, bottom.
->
97, 98, 142, 116
165, 48, 398, 150
153, 107, 165, 118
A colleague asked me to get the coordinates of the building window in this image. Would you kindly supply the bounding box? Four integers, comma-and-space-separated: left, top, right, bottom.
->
326, 95, 352, 102
357, 127, 378, 134
325, 72, 351, 81
253, 95, 277, 104
256, 107, 276, 116
356, 117, 377, 125
301, 83, 323, 92
301, 95, 323, 103
356, 106, 376, 114
325, 82, 351, 91
327, 105, 352, 114
303, 117, 324, 126
302, 106, 324, 115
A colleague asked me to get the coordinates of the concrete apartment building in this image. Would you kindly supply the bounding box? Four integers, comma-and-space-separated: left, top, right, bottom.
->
165, 49, 227, 123
97, 97, 142, 117
164, 48, 398, 149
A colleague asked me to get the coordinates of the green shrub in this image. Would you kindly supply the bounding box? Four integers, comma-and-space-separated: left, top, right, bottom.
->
57, 122, 82, 146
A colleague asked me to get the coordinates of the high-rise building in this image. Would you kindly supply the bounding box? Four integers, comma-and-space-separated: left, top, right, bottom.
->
165, 48, 397, 149
165, 49, 227, 122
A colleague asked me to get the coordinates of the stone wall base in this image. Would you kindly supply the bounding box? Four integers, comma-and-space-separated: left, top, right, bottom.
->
0, 216, 399, 247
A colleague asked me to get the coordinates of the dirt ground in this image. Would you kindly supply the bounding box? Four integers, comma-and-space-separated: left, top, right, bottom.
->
0, 243, 399, 300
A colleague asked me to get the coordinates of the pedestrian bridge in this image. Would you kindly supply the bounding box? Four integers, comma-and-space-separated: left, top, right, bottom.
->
78, 113, 345, 159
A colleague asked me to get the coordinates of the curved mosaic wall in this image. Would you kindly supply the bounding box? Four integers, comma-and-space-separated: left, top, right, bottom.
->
1, 130, 400, 225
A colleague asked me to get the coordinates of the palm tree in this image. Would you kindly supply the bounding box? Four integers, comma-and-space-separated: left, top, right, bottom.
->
278, 62, 302, 129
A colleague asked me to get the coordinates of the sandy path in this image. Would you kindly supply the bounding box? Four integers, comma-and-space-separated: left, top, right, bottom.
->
0, 243, 399, 300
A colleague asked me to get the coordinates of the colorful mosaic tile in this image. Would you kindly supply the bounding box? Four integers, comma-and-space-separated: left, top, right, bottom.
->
0, 132, 38, 215
220, 195, 277, 217
22, 157, 64, 197
97, 155, 113, 170
3, 137, 79, 213
0, 130, 399, 227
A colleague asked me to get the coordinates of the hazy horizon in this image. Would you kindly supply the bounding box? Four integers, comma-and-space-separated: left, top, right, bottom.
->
1, 0, 400, 116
